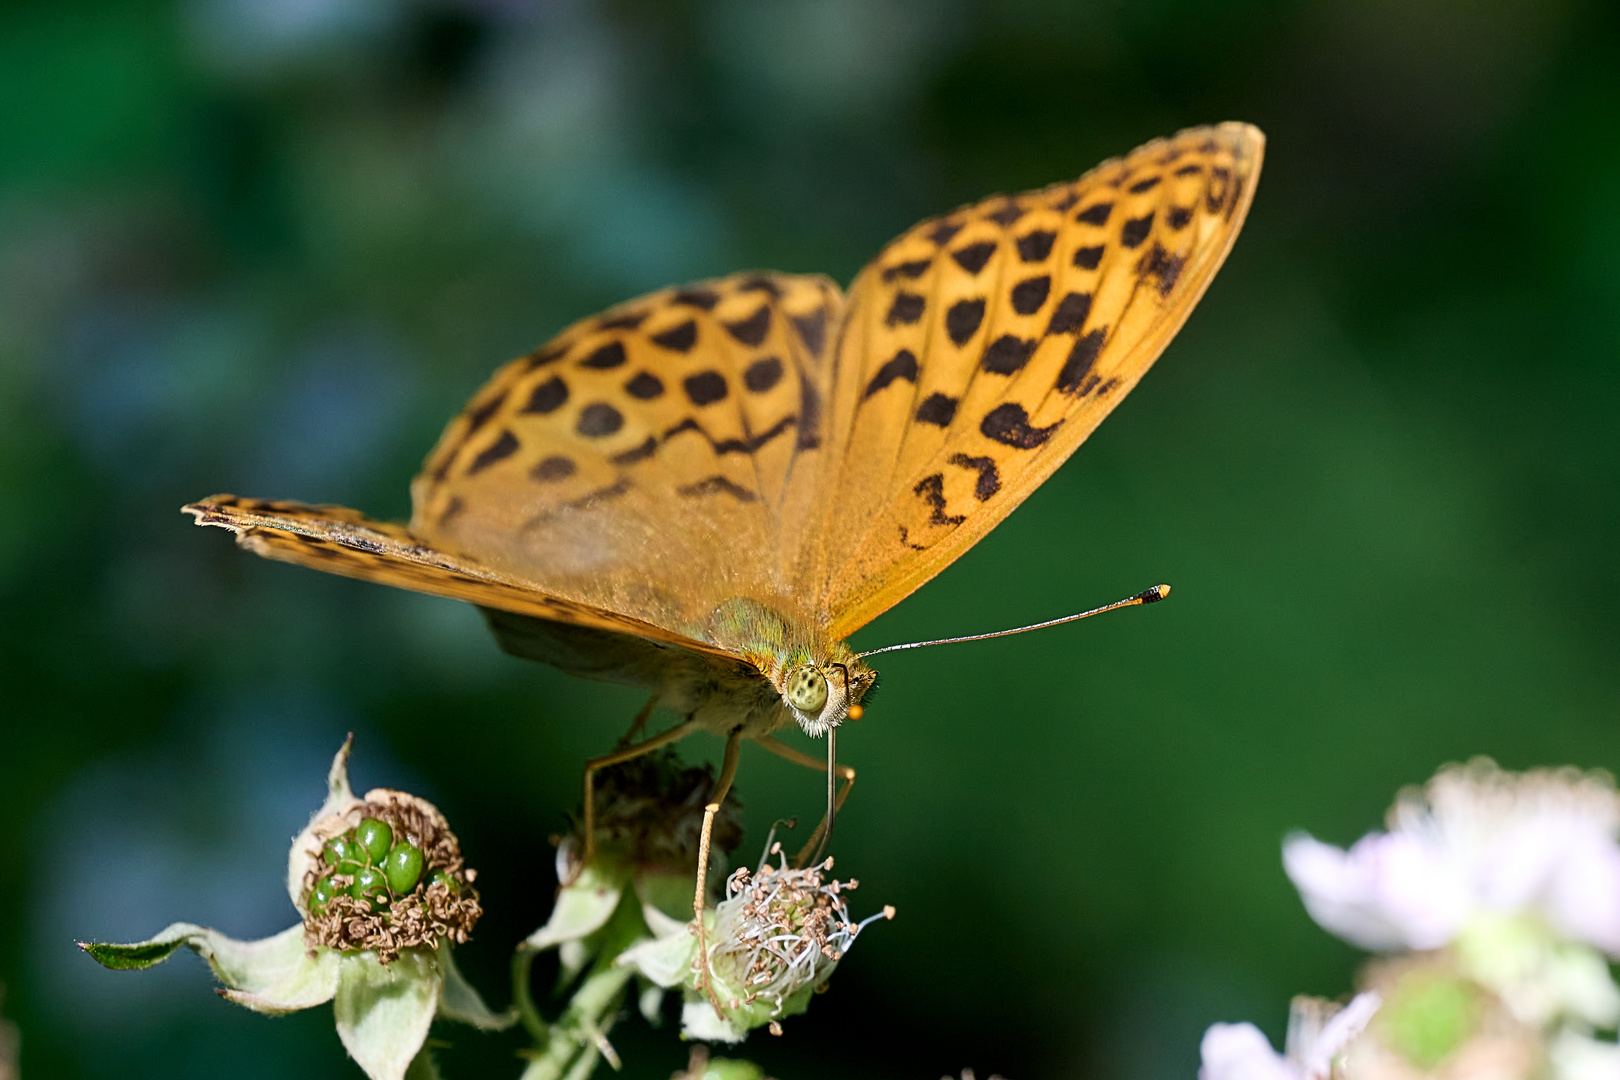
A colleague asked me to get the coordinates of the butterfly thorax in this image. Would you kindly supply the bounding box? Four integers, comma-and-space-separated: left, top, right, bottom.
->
702, 598, 875, 739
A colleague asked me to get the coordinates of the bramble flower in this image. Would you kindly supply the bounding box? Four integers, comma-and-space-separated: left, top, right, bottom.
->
1283, 759, 1620, 1030
618, 845, 894, 1043
1199, 993, 1381, 1080
514, 751, 745, 1079
79, 736, 508, 1080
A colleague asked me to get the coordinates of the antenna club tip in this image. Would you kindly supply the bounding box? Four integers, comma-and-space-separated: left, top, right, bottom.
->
1141, 584, 1171, 603
846, 704, 864, 721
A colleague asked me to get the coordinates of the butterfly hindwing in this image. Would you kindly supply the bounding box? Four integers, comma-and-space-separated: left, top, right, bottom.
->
809, 123, 1264, 637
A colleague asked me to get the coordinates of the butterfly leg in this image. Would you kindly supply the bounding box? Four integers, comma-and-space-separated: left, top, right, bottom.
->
753, 736, 856, 868
614, 693, 659, 749
692, 728, 743, 1011
582, 715, 700, 864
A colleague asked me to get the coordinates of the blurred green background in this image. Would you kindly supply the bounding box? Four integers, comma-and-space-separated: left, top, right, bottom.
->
2, 0, 1618, 1077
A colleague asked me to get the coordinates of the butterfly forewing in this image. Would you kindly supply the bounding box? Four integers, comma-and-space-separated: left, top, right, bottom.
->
185, 123, 1260, 667
809, 123, 1264, 637
408, 272, 845, 636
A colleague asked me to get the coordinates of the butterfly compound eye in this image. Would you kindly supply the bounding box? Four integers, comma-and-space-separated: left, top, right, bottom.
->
785, 666, 829, 714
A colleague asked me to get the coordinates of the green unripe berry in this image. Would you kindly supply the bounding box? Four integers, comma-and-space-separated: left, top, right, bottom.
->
351, 866, 389, 902
356, 817, 394, 863
336, 859, 363, 880
431, 870, 460, 895
383, 843, 425, 894
323, 835, 363, 866
309, 877, 340, 915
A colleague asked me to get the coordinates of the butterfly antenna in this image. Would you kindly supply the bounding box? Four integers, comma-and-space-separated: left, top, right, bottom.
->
855, 584, 1172, 659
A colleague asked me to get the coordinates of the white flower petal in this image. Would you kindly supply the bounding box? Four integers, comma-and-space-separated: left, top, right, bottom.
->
616, 927, 697, 989
1198, 1022, 1298, 1080
1550, 1029, 1620, 1080
524, 866, 624, 950
434, 942, 514, 1031
641, 901, 689, 940
81, 922, 340, 1014
680, 998, 745, 1044
333, 950, 441, 1080
1548, 837, 1620, 957
1283, 833, 1464, 950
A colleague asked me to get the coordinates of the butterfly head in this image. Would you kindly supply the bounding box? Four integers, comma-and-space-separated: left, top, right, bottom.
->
778, 657, 876, 737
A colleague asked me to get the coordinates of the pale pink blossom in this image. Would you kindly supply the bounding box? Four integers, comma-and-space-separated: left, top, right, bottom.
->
1284, 760, 1620, 956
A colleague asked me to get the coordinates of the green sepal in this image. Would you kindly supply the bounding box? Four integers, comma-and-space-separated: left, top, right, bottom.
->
79, 932, 190, 970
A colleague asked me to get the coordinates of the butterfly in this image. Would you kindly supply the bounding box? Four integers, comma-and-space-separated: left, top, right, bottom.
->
187, 123, 1263, 883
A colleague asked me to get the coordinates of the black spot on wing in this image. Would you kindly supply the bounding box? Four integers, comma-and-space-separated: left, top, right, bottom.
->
985, 200, 1024, 227
651, 320, 698, 352
1046, 292, 1092, 335
625, 372, 664, 400
913, 473, 965, 527
532, 455, 575, 481
952, 242, 996, 275
1206, 166, 1233, 214
598, 311, 646, 330
678, 476, 757, 502
672, 288, 720, 311
796, 374, 822, 450
981, 335, 1034, 375
1174, 163, 1203, 177
1137, 243, 1186, 296
1076, 202, 1113, 226
980, 403, 1060, 448
948, 453, 1001, 500
743, 357, 783, 393
927, 220, 963, 247
468, 429, 520, 474
916, 393, 957, 427
611, 436, 658, 465
576, 404, 624, 437
1056, 328, 1107, 394
946, 299, 986, 346
1016, 230, 1056, 262
724, 305, 771, 347
580, 341, 627, 368
1128, 175, 1161, 193
565, 478, 631, 509
738, 275, 782, 298
524, 342, 568, 369
1166, 205, 1193, 230
1050, 190, 1079, 211
683, 371, 728, 406
886, 292, 926, 326
881, 258, 932, 282
464, 390, 507, 434
864, 349, 919, 398
1010, 276, 1050, 315
1073, 245, 1104, 271
1121, 213, 1154, 249
522, 376, 568, 414
792, 309, 827, 358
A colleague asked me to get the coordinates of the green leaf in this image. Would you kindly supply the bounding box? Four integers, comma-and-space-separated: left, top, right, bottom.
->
80, 922, 340, 1013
